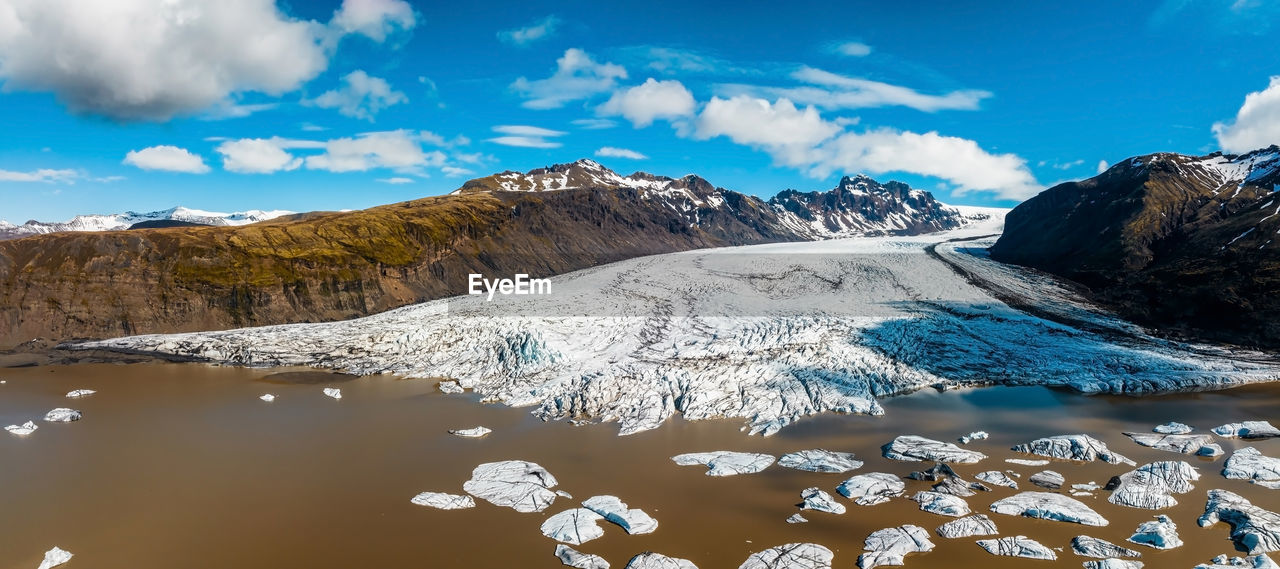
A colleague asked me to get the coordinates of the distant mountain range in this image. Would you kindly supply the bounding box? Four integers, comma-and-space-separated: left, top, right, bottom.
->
0, 206, 294, 241
0, 159, 995, 348
992, 145, 1280, 347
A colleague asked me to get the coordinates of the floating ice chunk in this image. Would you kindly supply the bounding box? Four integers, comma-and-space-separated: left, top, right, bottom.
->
410, 491, 475, 510
858, 525, 933, 568
5, 420, 37, 435
976, 535, 1056, 560
37, 547, 73, 569
911, 491, 970, 517
778, 450, 863, 473
959, 431, 989, 444
1011, 434, 1134, 465
740, 543, 833, 569
1005, 458, 1050, 466
43, 408, 81, 422
935, 514, 998, 538
799, 487, 845, 515
1201, 444, 1227, 458
1084, 559, 1144, 569
1154, 422, 1193, 435
976, 470, 1018, 489
1194, 553, 1279, 569
1198, 489, 1280, 554
259, 394, 276, 402
1125, 432, 1220, 456
671, 451, 774, 476
1108, 461, 1200, 510
625, 552, 698, 569
450, 426, 493, 438
1213, 421, 1280, 440
990, 491, 1109, 526
438, 380, 464, 394
837, 473, 905, 506
1223, 448, 1280, 489
462, 460, 559, 513
555, 544, 610, 569
1072, 535, 1142, 559
1128, 515, 1182, 549
582, 495, 658, 534
65, 389, 95, 398
882, 435, 986, 464
323, 387, 342, 399
541, 508, 606, 545
786, 513, 808, 524
1030, 470, 1065, 489
1073, 482, 1103, 492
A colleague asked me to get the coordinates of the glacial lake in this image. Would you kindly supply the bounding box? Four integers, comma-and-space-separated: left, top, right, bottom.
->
0, 362, 1277, 568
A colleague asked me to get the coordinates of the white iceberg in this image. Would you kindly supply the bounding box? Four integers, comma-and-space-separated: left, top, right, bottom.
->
989, 491, 1109, 526
959, 431, 989, 444
438, 380, 464, 394
5, 420, 37, 435
1198, 489, 1280, 554
837, 473, 904, 506
462, 460, 560, 513
858, 525, 933, 568
1125, 432, 1220, 456
911, 491, 969, 517
882, 435, 986, 464
799, 487, 846, 515
1154, 422, 1193, 435
410, 491, 475, 510
671, 451, 774, 476
323, 387, 342, 399
1084, 559, 1144, 569
1108, 461, 1200, 510
740, 543, 833, 569
1072, 535, 1141, 559
555, 544, 610, 569
1194, 554, 1279, 569
65, 389, 95, 398
975, 471, 1017, 489
786, 513, 808, 524
1029, 470, 1064, 489
1005, 458, 1050, 466
37, 547, 73, 569
1128, 515, 1182, 549
259, 394, 276, 402
43, 408, 81, 422
778, 450, 862, 473
625, 552, 698, 569
935, 515, 998, 539
449, 426, 493, 438
541, 508, 606, 545
582, 495, 658, 534
1213, 421, 1280, 439
976, 535, 1056, 560
1223, 447, 1280, 489
1011, 434, 1134, 465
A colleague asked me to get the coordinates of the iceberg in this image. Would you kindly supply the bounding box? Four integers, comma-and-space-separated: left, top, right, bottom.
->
799, 487, 846, 515
625, 552, 698, 569
1072, 535, 1142, 559
1213, 421, 1280, 439
5, 420, 38, 435
541, 508, 606, 545
910, 491, 970, 517
555, 544, 610, 569
837, 473, 904, 506
65, 389, 96, 398
778, 450, 862, 473
1011, 434, 1134, 465
858, 525, 933, 569
462, 460, 560, 513
935, 515, 998, 539
449, 426, 493, 438
323, 387, 342, 399
671, 451, 774, 476
989, 491, 1109, 526
976, 536, 1056, 560
1223, 447, 1280, 489
410, 491, 475, 510
37, 547, 73, 569
740, 543, 833, 569
43, 408, 82, 422
1198, 489, 1280, 554
882, 435, 986, 464
582, 495, 658, 534
1108, 461, 1199, 510
1128, 515, 1182, 549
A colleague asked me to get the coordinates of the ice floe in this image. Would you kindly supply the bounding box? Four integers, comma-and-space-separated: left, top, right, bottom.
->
858, 525, 933, 569
1223, 447, 1280, 489
582, 495, 658, 534
449, 426, 493, 438
1198, 489, 1280, 554
935, 514, 998, 538
462, 460, 560, 513
556, 544, 610, 569
1072, 535, 1142, 559
1030, 470, 1064, 489
975, 471, 1018, 489
259, 394, 276, 402
410, 491, 475, 510
1005, 458, 1050, 466
786, 513, 808, 524
989, 491, 1109, 526
43, 408, 81, 422
36, 547, 73, 569
437, 380, 464, 394
1084, 559, 1144, 569
1108, 461, 1200, 510
1011, 434, 1134, 465
976, 536, 1056, 560
778, 450, 862, 473
322, 387, 342, 399
1214, 422, 1280, 439
1154, 422, 1193, 435
1195, 554, 1280, 569
5, 420, 37, 435
799, 487, 846, 515
959, 431, 988, 444
837, 473, 905, 506
626, 552, 698, 569
541, 508, 606, 545
65, 389, 95, 398
671, 451, 774, 476
911, 491, 969, 517
1128, 515, 1182, 549
1124, 432, 1221, 457
740, 543, 833, 569
882, 435, 986, 464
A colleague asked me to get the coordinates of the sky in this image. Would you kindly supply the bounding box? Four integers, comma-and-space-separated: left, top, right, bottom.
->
1, 0, 1280, 223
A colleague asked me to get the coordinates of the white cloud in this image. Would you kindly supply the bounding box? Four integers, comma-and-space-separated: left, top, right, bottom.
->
442, 166, 474, 177
305, 130, 445, 173
595, 147, 648, 160
719, 67, 991, 113
1213, 76, 1280, 153
216, 137, 310, 174
301, 122, 328, 132
572, 118, 617, 129
123, 145, 210, 173
0, 168, 80, 183
488, 124, 567, 148
488, 137, 562, 148
497, 15, 560, 46
598, 78, 696, 127
492, 125, 567, 137
199, 101, 278, 120
1097, 160, 1109, 174
834, 41, 872, 57
512, 48, 627, 109
0, 0, 416, 121
329, 0, 416, 43
692, 95, 1041, 200
310, 70, 408, 121
376, 176, 414, 184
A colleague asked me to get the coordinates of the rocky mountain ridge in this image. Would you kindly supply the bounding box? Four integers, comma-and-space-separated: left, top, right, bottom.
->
0, 206, 294, 241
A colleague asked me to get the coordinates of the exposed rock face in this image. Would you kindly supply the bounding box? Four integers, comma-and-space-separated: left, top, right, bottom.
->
882, 436, 987, 464
1030, 470, 1065, 489
625, 552, 699, 569
409, 492, 475, 510
1107, 461, 1200, 510
462, 460, 560, 513
800, 487, 846, 515
555, 544, 610, 569
671, 452, 775, 476
541, 508, 607, 545
739, 543, 834, 569
582, 495, 658, 534
911, 491, 970, 517
858, 525, 934, 569
1072, 535, 1142, 559
768, 174, 965, 238
837, 473, 905, 506
990, 492, 1110, 526
1124, 432, 1221, 457
935, 515, 999, 539
1011, 434, 1135, 465
1128, 515, 1182, 549
976, 536, 1056, 560
1198, 489, 1280, 554
778, 450, 863, 473
1215, 421, 1280, 440
1223, 447, 1280, 489
989, 147, 1280, 347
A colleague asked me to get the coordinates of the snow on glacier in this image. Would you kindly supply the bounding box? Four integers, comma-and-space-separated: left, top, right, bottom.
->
75, 217, 1280, 436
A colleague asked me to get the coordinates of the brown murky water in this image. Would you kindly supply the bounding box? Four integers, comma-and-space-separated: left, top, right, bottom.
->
0, 362, 1277, 569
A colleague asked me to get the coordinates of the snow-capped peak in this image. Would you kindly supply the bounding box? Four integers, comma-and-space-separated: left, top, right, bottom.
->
0, 206, 294, 240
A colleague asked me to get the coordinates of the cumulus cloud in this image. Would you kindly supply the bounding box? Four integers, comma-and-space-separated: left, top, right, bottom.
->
0, 168, 80, 183
310, 70, 408, 121
123, 145, 210, 173
487, 125, 567, 148
833, 41, 872, 57
719, 67, 990, 113
441, 166, 475, 177
693, 95, 1041, 200
305, 130, 446, 173
512, 48, 627, 109
598, 78, 696, 127
596, 147, 648, 160
216, 137, 313, 173
0, 0, 416, 121
497, 15, 560, 46
1097, 160, 1109, 174
1213, 76, 1280, 153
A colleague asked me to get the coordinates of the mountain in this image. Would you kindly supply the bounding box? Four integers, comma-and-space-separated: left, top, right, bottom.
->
0, 159, 990, 348
0, 206, 294, 241
990, 145, 1280, 347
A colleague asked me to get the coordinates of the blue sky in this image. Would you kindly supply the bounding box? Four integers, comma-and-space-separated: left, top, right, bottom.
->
2, 0, 1279, 222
